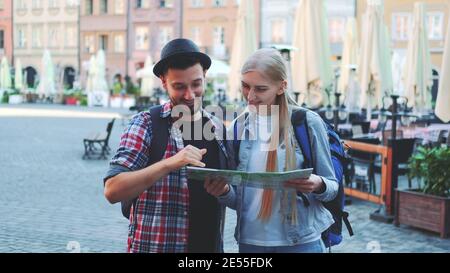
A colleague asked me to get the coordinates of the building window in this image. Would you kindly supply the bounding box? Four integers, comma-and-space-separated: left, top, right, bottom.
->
17, 0, 27, 10
135, 26, 149, 50
32, 26, 43, 48
100, 0, 108, 14
48, 0, 59, 9
84, 35, 95, 53
32, 0, 43, 9
85, 0, 93, 15
114, 34, 125, 53
191, 27, 202, 46
191, 0, 203, 8
212, 0, 225, 7
16, 27, 27, 48
66, 0, 79, 8
115, 0, 125, 14
99, 35, 108, 51
48, 25, 60, 48
0, 30, 4, 50
160, 0, 173, 8
392, 13, 412, 41
0, 0, 4, 10
213, 26, 225, 45
136, 0, 149, 8
427, 12, 444, 41
160, 27, 173, 48
328, 17, 346, 43
65, 26, 77, 48
270, 19, 286, 44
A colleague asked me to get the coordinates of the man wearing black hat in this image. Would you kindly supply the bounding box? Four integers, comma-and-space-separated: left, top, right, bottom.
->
103, 39, 234, 253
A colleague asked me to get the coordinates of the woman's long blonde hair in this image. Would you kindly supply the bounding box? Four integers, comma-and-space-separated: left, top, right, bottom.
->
241, 48, 299, 222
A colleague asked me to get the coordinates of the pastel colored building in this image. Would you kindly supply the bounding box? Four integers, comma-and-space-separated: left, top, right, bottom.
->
260, 0, 355, 58
0, 0, 13, 64
183, 0, 260, 61
128, 0, 183, 79
80, 0, 128, 86
13, 0, 80, 89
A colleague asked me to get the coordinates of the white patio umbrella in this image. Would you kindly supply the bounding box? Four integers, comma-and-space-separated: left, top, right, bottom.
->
403, 2, 433, 113
94, 49, 108, 93
338, 18, 359, 97
85, 55, 97, 93
14, 59, 23, 91
435, 19, 450, 122
291, 0, 333, 108
228, 0, 257, 101
358, 0, 393, 120
136, 55, 154, 97
208, 58, 230, 79
37, 50, 56, 97
0, 56, 12, 89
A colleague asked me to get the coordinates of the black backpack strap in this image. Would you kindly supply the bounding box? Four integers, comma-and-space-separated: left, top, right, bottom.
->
121, 105, 169, 219
342, 211, 354, 236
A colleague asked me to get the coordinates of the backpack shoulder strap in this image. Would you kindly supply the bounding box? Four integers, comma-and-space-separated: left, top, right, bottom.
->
122, 105, 169, 219
291, 108, 314, 170
148, 105, 170, 164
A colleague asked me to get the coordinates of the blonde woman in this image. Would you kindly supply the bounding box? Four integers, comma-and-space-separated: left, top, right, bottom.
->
204, 48, 338, 253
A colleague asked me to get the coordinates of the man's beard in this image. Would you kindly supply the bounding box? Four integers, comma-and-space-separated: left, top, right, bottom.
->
170, 97, 203, 122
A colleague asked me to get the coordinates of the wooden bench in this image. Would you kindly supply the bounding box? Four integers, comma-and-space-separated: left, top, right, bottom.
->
82, 119, 115, 160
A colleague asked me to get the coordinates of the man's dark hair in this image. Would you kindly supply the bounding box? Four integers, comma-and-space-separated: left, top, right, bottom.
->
161, 55, 207, 76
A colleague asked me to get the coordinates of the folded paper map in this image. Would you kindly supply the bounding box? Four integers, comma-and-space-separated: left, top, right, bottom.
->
186, 166, 313, 189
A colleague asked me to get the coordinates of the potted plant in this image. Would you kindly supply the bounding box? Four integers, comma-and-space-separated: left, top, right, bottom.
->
395, 146, 450, 238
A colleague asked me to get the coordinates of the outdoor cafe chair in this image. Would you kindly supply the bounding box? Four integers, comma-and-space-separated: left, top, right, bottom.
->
374, 138, 417, 189
347, 137, 381, 194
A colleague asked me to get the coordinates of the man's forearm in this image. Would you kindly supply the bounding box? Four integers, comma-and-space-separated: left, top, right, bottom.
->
104, 159, 173, 204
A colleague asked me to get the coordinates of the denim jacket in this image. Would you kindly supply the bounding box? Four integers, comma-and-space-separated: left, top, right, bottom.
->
219, 107, 338, 245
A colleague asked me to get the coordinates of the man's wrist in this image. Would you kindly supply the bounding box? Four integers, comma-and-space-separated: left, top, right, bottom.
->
219, 184, 231, 197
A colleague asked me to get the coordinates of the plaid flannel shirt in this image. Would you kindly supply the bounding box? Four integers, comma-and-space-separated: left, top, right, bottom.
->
105, 102, 229, 253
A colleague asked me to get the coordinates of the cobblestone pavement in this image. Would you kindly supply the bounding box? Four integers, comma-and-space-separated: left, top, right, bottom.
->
0, 104, 448, 253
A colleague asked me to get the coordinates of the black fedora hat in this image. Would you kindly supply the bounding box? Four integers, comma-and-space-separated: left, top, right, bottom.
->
153, 38, 212, 77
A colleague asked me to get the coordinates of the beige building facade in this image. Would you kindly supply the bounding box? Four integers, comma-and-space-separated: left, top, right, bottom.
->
128, 0, 182, 79
80, 0, 128, 86
356, 0, 450, 71
183, 0, 260, 61
13, 0, 79, 88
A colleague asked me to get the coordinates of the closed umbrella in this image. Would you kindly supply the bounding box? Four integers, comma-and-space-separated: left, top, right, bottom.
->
338, 18, 359, 97
403, 2, 433, 114
14, 59, 23, 91
94, 49, 108, 93
435, 19, 450, 122
358, 0, 393, 120
0, 56, 12, 90
37, 50, 56, 97
136, 55, 154, 97
291, 0, 333, 108
228, 0, 257, 101
85, 55, 97, 94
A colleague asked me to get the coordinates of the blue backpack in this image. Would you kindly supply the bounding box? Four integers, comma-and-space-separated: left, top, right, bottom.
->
233, 108, 354, 248
291, 108, 353, 248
